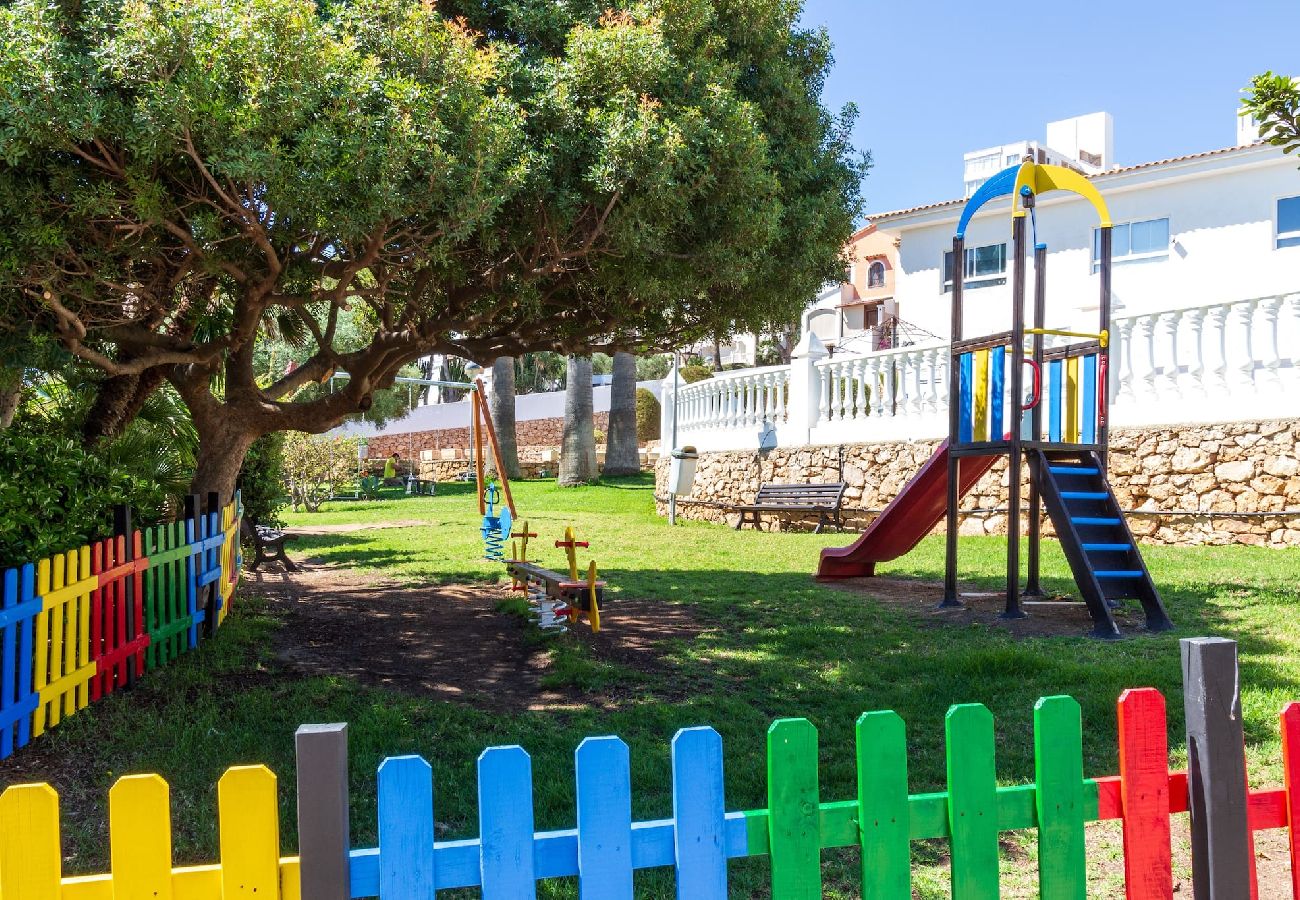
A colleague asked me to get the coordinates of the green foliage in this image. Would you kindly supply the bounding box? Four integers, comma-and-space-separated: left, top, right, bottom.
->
680, 364, 713, 384
239, 433, 287, 527
1242, 72, 1300, 158
282, 432, 364, 512
0, 429, 143, 567
635, 387, 661, 442
591, 353, 613, 376
515, 353, 568, 394
635, 354, 672, 381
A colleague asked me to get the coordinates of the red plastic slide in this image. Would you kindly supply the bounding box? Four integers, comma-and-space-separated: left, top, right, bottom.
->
816, 440, 999, 580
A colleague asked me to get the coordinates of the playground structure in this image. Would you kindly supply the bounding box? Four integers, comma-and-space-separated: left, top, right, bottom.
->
0, 638, 1294, 898
818, 161, 1174, 638
507, 524, 604, 633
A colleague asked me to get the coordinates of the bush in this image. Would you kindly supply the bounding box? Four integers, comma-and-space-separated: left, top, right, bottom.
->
680, 364, 713, 384
635, 388, 661, 442
635, 354, 672, 381
0, 429, 142, 567
239, 433, 287, 527
282, 433, 364, 512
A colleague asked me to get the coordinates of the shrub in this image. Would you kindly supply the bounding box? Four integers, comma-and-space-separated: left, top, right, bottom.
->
239, 433, 287, 527
635, 388, 661, 442
680, 364, 713, 384
0, 430, 141, 567
282, 433, 364, 512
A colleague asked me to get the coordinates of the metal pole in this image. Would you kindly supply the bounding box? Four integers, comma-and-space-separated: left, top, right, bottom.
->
941, 236, 964, 608
1099, 225, 1114, 474
669, 352, 680, 526
1004, 210, 1028, 620
1026, 240, 1047, 598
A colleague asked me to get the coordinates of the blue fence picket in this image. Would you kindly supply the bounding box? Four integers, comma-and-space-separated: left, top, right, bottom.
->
575, 736, 634, 900
478, 746, 537, 899
990, 345, 1006, 442
0, 564, 39, 759
378, 755, 436, 900
671, 727, 728, 899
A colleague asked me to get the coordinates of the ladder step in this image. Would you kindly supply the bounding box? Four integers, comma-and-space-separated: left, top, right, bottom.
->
1049, 466, 1100, 475
1060, 491, 1109, 500
1095, 570, 1145, 579
1082, 542, 1132, 552
1071, 517, 1121, 526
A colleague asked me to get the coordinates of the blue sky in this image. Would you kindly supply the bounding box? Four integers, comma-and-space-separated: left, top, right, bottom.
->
799, 0, 1300, 216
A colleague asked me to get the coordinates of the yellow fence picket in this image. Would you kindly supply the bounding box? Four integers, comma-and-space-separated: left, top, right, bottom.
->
33, 547, 98, 736
218, 766, 282, 898
0, 783, 63, 899
110, 775, 174, 899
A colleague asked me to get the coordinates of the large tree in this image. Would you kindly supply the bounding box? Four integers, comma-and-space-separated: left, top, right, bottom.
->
1243, 72, 1299, 158
489, 356, 522, 480
0, 0, 864, 501
559, 356, 595, 485
603, 351, 640, 475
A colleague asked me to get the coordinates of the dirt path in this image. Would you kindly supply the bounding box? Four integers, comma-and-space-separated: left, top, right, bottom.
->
246, 562, 705, 712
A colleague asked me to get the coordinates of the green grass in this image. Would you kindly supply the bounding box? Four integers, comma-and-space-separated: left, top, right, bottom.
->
4, 474, 1299, 897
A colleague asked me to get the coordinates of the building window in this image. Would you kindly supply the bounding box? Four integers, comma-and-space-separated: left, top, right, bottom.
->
1093, 217, 1170, 271
1278, 197, 1300, 249
1005, 153, 1019, 167
943, 243, 1007, 292
867, 260, 886, 288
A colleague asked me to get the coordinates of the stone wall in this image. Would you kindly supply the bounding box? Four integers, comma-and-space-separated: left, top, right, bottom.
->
655, 420, 1300, 546
366, 412, 610, 460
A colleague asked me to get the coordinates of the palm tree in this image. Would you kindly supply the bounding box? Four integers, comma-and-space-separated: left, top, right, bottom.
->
603, 352, 640, 476
559, 355, 595, 485
489, 356, 522, 479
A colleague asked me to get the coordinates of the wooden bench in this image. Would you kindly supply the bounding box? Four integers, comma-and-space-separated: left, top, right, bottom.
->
733, 482, 847, 533
241, 519, 299, 572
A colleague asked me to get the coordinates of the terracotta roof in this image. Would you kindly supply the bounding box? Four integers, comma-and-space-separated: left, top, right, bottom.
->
866, 143, 1270, 224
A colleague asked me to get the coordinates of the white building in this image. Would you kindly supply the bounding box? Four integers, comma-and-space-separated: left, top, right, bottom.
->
963, 112, 1113, 197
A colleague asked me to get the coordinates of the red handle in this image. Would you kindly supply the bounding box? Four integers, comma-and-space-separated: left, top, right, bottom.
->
1098, 356, 1109, 427
1021, 359, 1042, 411
555, 540, 590, 548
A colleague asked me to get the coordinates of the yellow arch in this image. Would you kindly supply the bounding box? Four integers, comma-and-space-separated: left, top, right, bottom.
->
1012, 163, 1112, 227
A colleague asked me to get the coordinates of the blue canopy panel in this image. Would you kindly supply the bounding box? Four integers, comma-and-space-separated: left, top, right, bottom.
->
955, 164, 1022, 239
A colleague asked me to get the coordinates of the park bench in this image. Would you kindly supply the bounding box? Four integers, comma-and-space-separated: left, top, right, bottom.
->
241, 519, 299, 572
732, 482, 847, 533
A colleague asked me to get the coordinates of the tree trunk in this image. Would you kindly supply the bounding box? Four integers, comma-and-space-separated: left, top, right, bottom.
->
0, 372, 20, 430
190, 407, 259, 507
558, 355, 595, 485
603, 351, 640, 476
712, 340, 724, 369
82, 367, 169, 444
489, 356, 522, 479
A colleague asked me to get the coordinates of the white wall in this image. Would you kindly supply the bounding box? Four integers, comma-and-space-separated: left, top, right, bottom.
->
885, 145, 1300, 342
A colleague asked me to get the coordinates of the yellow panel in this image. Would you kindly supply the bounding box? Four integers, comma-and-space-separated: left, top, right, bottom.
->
61, 875, 113, 900
1012, 163, 1112, 227
218, 766, 281, 898
587, 561, 601, 634
0, 783, 63, 899
972, 349, 990, 442
172, 865, 222, 900
279, 857, 301, 900
75, 546, 92, 711
1065, 357, 1081, 443
110, 775, 174, 899
33, 559, 51, 736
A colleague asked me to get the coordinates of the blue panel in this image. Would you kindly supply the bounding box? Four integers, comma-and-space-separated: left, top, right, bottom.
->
478, 746, 537, 899
576, 736, 634, 899
956, 165, 1021, 239
1048, 360, 1063, 443
185, 517, 201, 647
989, 346, 1006, 442
672, 727, 728, 899
724, 813, 751, 858
958, 353, 974, 444
378, 755, 437, 900
1081, 354, 1098, 444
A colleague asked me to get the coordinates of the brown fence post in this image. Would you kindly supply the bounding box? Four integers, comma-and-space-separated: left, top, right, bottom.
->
1181, 637, 1254, 897
296, 723, 351, 900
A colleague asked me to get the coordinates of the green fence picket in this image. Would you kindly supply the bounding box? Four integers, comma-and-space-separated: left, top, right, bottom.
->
856, 710, 910, 898
1034, 696, 1087, 899
945, 703, 999, 899
766, 718, 821, 899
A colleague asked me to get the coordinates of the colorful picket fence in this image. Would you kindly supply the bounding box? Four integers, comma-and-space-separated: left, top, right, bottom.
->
1, 638, 1295, 899
0, 493, 243, 760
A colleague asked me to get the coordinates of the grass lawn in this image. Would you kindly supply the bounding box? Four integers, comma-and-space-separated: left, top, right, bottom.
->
4, 474, 1299, 897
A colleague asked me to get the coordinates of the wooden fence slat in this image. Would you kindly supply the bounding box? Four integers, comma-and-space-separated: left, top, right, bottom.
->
766, 718, 821, 899
855, 710, 910, 899
110, 774, 174, 899
576, 736, 634, 900
1117, 687, 1173, 899
1282, 702, 1299, 900
378, 755, 437, 900
1034, 696, 1087, 899
670, 726, 727, 900
219, 765, 282, 898
478, 745, 537, 899
1182, 637, 1256, 900
295, 723, 351, 900
945, 703, 999, 899
0, 783, 63, 899
0, 565, 39, 759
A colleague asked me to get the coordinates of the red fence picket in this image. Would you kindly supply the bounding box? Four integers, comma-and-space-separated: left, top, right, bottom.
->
89, 532, 150, 700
